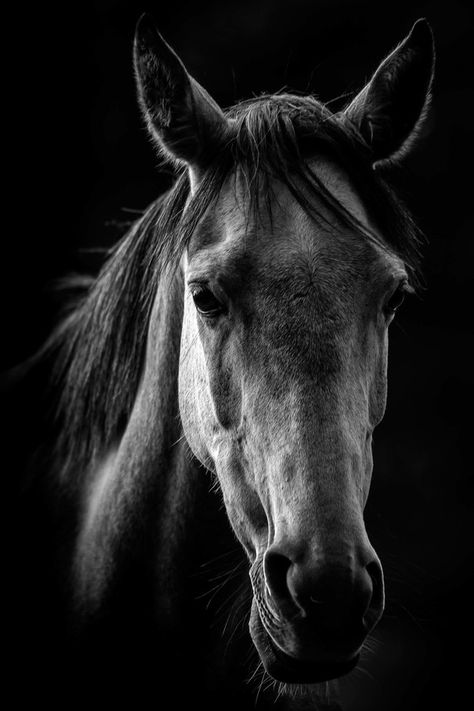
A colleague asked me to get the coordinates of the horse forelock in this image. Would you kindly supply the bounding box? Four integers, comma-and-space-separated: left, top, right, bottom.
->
52, 91, 423, 485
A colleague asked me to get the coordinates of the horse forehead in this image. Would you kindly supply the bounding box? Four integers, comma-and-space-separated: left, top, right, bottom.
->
220, 156, 373, 237
188, 158, 388, 284
309, 158, 371, 228
215, 159, 374, 270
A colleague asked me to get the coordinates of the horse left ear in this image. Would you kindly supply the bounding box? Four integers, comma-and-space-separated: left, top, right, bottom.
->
344, 19, 435, 165
133, 13, 229, 175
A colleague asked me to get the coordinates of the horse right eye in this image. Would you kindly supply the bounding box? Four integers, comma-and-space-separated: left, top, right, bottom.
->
384, 282, 408, 317
191, 286, 223, 317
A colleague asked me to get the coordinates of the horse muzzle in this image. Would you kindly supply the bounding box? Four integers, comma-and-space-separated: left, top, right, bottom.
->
249, 543, 384, 683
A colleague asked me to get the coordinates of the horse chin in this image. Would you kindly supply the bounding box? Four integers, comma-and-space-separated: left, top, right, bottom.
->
249, 601, 360, 685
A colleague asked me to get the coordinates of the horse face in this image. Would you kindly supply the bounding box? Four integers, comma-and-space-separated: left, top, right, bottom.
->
134, 13, 433, 684
178, 161, 412, 682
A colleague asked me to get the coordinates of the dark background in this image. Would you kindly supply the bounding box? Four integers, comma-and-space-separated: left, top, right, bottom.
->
6, 1, 473, 709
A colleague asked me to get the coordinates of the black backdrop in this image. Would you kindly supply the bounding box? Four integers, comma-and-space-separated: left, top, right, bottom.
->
6, 1, 473, 709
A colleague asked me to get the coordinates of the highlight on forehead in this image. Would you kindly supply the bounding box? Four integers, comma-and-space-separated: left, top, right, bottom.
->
308, 159, 371, 230
154, 93, 423, 288
210, 157, 371, 232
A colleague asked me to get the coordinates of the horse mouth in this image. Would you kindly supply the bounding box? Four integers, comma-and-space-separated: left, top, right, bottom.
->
265, 633, 359, 684
250, 599, 360, 684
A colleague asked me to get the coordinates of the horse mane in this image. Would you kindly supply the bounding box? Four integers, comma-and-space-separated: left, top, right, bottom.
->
52, 92, 424, 483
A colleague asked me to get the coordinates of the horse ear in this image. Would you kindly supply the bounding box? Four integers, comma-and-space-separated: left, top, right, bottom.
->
133, 14, 229, 174
344, 19, 435, 165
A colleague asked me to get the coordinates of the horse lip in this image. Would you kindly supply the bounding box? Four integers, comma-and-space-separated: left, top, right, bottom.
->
250, 602, 360, 684
267, 635, 360, 684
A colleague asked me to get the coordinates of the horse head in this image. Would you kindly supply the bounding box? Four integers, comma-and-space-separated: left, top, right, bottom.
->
134, 15, 434, 684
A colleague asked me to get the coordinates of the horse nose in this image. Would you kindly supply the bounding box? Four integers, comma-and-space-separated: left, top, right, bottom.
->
263, 543, 384, 632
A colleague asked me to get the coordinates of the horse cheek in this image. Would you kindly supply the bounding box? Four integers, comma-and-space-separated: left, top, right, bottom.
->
178, 304, 216, 467
206, 338, 243, 430
368, 331, 389, 430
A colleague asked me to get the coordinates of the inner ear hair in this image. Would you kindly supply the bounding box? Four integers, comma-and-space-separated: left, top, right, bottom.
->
133, 13, 229, 173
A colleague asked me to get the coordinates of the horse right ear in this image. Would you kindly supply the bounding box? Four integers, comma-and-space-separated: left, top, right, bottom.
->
344, 19, 435, 165
133, 14, 229, 175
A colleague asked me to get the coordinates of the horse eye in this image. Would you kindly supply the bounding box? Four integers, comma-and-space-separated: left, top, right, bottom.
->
384, 284, 407, 316
191, 286, 223, 317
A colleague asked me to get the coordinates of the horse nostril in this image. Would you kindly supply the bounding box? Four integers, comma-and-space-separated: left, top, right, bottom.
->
263, 549, 298, 615
363, 559, 385, 629
264, 543, 385, 631
305, 575, 345, 608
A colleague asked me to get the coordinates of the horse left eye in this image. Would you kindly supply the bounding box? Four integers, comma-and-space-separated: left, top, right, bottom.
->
384, 284, 407, 316
191, 286, 223, 317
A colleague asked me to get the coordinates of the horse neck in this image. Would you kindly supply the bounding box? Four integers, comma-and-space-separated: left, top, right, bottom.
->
74, 269, 185, 606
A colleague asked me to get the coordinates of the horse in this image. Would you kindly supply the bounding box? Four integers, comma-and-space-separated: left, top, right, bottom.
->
30, 14, 434, 710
